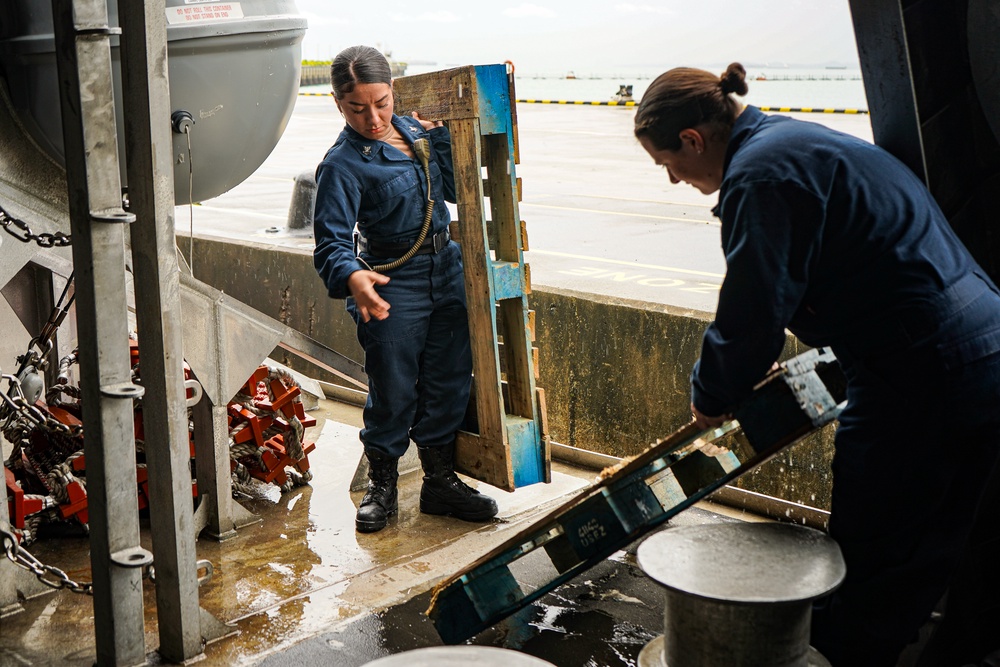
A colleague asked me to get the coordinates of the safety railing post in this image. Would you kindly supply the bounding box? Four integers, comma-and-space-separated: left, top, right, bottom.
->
50, 0, 147, 662
118, 0, 206, 660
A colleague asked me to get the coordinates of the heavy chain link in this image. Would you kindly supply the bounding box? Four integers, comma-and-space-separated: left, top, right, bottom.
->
1, 372, 84, 440
2, 371, 90, 595
1, 205, 72, 247
1, 524, 94, 595
1, 524, 172, 594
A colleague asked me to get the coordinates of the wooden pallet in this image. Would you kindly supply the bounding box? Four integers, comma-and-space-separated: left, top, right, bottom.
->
394, 65, 548, 491
425, 348, 847, 643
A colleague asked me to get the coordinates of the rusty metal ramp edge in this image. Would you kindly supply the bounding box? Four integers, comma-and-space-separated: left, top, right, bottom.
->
426, 348, 847, 644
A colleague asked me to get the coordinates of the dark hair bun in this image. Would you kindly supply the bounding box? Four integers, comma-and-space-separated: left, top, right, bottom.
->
720, 63, 749, 96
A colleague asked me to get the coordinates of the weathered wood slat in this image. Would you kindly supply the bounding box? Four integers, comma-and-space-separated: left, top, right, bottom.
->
456, 431, 514, 491
536, 387, 551, 483
507, 67, 520, 164
482, 178, 521, 201
484, 133, 521, 261
497, 342, 540, 380
393, 66, 478, 121
483, 127, 538, 422
450, 118, 505, 450
470, 218, 527, 252
500, 301, 535, 417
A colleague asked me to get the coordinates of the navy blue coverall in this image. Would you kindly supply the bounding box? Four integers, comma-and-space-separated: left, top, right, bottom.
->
691, 106, 1000, 665
313, 114, 471, 459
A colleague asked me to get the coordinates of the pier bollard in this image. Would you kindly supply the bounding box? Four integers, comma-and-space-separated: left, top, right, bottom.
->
287, 169, 317, 231
636, 522, 845, 667
363, 645, 556, 666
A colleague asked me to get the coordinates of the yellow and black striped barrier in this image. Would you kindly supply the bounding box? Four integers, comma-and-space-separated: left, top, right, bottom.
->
513, 99, 868, 114
296, 92, 868, 114
758, 106, 869, 115
516, 98, 637, 106
295, 93, 636, 104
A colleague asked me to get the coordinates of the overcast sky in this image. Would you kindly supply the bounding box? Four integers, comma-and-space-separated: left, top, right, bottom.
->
295, 0, 861, 75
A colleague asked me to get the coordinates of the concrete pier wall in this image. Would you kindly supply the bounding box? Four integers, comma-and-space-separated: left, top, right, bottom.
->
177, 233, 836, 510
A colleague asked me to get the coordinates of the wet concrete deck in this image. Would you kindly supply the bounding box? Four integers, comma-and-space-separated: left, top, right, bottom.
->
1, 396, 762, 666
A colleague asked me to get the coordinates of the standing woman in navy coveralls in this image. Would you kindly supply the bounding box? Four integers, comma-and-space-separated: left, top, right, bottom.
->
313, 46, 497, 534
635, 63, 1000, 666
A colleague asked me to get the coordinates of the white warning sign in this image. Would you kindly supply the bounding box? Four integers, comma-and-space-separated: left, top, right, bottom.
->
166, 3, 244, 24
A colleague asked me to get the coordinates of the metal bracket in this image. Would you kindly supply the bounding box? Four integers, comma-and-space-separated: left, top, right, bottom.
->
196, 559, 213, 586
99, 382, 144, 399
184, 378, 203, 408
109, 547, 153, 570
75, 26, 122, 37
90, 208, 136, 224
780, 348, 845, 427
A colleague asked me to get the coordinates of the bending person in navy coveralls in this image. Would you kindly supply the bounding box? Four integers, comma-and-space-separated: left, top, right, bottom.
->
634, 63, 1000, 666
313, 46, 497, 534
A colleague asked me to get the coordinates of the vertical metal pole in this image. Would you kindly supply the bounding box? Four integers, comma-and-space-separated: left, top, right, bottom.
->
192, 398, 240, 541
0, 495, 22, 617
50, 0, 147, 664
848, 0, 928, 182
117, 1, 203, 661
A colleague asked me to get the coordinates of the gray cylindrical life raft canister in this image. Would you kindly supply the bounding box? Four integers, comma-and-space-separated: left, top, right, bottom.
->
0, 0, 307, 203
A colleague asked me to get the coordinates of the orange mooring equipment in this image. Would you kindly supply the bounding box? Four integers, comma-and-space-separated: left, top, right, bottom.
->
227, 365, 317, 490
5, 347, 317, 545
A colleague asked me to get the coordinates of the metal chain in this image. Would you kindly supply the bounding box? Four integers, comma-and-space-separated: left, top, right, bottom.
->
1, 205, 72, 247
1, 373, 84, 440
1, 524, 94, 595
1, 365, 89, 592
1, 276, 76, 433
1, 525, 158, 594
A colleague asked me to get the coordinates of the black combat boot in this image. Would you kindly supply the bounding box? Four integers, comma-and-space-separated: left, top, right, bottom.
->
417, 442, 498, 521
356, 449, 399, 533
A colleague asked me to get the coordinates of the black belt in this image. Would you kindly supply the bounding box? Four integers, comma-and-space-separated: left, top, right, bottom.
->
356, 228, 451, 258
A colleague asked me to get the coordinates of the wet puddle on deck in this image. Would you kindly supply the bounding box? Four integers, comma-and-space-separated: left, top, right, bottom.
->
257, 554, 667, 667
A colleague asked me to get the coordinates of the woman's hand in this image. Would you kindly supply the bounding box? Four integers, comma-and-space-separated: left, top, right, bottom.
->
691, 402, 730, 430
411, 111, 443, 130
347, 270, 391, 322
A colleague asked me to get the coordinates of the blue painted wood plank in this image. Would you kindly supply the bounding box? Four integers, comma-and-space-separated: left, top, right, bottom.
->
474, 64, 512, 135
490, 261, 524, 300
507, 416, 544, 487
